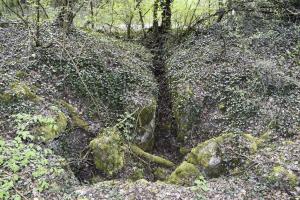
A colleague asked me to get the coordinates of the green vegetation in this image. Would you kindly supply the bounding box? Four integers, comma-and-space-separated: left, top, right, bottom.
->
89, 128, 125, 176
130, 144, 175, 168
13, 107, 68, 142
0, 0, 299, 199
0, 136, 68, 199
167, 161, 201, 186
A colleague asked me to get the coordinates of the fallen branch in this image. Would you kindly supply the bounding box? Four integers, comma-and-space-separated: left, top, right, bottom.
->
130, 144, 175, 168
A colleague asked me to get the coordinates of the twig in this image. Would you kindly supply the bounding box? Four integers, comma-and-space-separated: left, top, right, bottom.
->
0, 0, 28, 26
13, 186, 29, 200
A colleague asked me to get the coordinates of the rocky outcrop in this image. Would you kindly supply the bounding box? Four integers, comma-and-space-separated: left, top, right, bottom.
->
167, 161, 201, 186
35, 107, 68, 142
268, 165, 299, 189
186, 133, 264, 177
134, 103, 156, 151
89, 128, 124, 176
0, 81, 41, 103
59, 100, 90, 131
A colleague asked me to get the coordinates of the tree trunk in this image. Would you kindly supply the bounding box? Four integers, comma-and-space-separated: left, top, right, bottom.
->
126, 15, 133, 39
161, 0, 172, 33
54, 0, 75, 33
153, 0, 159, 34
90, 0, 94, 29
35, 0, 40, 46
150, 0, 177, 151
137, 0, 146, 38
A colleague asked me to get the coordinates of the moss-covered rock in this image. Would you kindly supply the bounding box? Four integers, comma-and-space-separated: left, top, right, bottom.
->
59, 100, 89, 131
167, 161, 201, 186
172, 83, 198, 142
11, 82, 40, 102
187, 136, 224, 177
0, 82, 40, 104
0, 92, 14, 104
154, 167, 169, 181
89, 128, 124, 176
129, 167, 145, 181
186, 133, 264, 177
268, 165, 298, 188
135, 102, 156, 151
242, 133, 264, 153
36, 107, 68, 142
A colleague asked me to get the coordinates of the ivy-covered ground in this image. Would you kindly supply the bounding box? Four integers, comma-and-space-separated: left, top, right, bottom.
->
0, 6, 300, 200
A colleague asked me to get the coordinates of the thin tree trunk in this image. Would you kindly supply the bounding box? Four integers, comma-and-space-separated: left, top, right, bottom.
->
35, 0, 40, 46
137, 1, 146, 38
54, 0, 75, 33
109, 0, 114, 33
127, 15, 133, 39
17, 0, 24, 16
161, 0, 172, 33
90, 0, 94, 29
153, 0, 159, 34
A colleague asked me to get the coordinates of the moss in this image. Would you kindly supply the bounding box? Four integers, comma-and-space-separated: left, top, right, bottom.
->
218, 102, 226, 111
130, 144, 175, 168
11, 82, 40, 102
59, 100, 89, 131
15, 70, 28, 79
135, 102, 156, 151
179, 147, 190, 156
283, 140, 295, 145
138, 103, 156, 126
90, 128, 124, 175
154, 167, 169, 181
167, 161, 201, 186
129, 167, 144, 181
38, 109, 68, 142
0, 92, 14, 103
242, 133, 263, 153
269, 165, 298, 188
72, 115, 89, 131
259, 131, 272, 142
1, 82, 40, 103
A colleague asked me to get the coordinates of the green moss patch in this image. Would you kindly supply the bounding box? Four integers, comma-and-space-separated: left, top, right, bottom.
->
167, 161, 201, 186
89, 128, 124, 176
268, 165, 298, 188
59, 100, 89, 131
1, 82, 41, 104
186, 132, 264, 177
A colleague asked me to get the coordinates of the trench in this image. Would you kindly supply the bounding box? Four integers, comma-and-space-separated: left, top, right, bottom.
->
150, 33, 178, 155
50, 33, 180, 184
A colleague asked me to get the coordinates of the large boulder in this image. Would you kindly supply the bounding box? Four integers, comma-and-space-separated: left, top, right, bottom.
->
186, 133, 264, 177
14, 106, 68, 142
0, 81, 41, 104
135, 102, 156, 151
36, 107, 68, 142
268, 165, 299, 189
89, 128, 124, 176
59, 100, 90, 131
167, 161, 201, 186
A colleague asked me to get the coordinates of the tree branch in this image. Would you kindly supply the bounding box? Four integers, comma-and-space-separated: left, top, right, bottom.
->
0, 0, 28, 25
